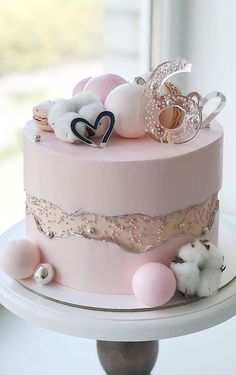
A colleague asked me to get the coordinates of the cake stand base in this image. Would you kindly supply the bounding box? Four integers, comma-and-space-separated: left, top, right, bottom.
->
97, 340, 159, 375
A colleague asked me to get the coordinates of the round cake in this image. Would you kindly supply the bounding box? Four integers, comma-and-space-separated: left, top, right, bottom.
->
0, 58, 226, 307
24, 120, 222, 294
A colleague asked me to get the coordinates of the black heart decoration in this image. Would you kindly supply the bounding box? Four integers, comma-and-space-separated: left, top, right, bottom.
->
70, 111, 115, 147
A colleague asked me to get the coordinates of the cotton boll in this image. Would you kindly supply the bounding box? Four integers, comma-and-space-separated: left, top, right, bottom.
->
178, 241, 209, 267
197, 269, 222, 297
172, 240, 225, 298
171, 262, 200, 297
78, 101, 106, 138
54, 112, 88, 143
48, 99, 74, 129
48, 92, 101, 129
204, 243, 224, 270
71, 92, 101, 112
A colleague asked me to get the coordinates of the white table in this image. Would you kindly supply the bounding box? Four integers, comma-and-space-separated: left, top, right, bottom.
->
0, 215, 236, 375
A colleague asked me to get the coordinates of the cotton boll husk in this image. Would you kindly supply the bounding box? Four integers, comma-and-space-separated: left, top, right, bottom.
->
197, 269, 222, 297
171, 262, 200, 297
78, 101, 106, 137
54, 112, 87, 143
178, 241, 209, 267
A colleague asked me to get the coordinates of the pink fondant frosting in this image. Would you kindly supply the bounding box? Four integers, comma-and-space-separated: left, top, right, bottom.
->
24, 121, 223, 294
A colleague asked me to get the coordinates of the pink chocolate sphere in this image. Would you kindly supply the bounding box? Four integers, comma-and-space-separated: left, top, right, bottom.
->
0, 239, 40, 280
132, 262, 176, 307
83, 74, 127, 103
72, 76, 92, 96
105, 83, 146, 138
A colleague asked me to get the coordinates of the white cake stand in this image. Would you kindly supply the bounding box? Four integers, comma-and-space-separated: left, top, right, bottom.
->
0, 214, 236, 375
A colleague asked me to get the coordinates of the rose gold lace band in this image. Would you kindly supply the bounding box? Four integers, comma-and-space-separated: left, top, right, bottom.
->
26, 193, 219, 254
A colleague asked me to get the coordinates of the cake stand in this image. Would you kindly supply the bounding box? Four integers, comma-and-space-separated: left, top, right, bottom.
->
0, 214, 236, 375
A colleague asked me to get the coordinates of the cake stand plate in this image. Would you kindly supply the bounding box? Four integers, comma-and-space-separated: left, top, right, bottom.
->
0, 215, 236, 375
0, 216, 236, 312
0, 214, 235, 341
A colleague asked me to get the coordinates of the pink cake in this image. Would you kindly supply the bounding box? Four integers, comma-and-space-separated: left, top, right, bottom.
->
24, 121, 222, 294
0, 59, 226, 307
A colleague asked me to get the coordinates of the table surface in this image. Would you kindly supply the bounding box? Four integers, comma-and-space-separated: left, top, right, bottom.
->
0, 215, 236, 342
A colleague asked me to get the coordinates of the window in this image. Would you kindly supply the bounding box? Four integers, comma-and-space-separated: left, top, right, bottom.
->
0, 0, 153, 232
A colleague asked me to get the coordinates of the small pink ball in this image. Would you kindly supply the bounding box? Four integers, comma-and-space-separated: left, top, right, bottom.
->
72, 76, 92, 96
83, 74, 127, 103
132, 262, 176, 307
105, 83, 146, 138
0, 239, 40, 280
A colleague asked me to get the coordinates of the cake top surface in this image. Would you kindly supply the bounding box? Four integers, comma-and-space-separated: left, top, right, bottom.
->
30, 59, 226, 153
25, 120, 223, 163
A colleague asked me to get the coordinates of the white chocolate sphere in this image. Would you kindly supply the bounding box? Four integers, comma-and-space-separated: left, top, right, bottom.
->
105, 81, 182, 139
105, 83, 145, 138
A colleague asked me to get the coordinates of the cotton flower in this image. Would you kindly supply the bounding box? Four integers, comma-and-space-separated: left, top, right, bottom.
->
171, 239, 225, 298
54, 112, 88, 143
48, 92, 100, 129
47, 92, 106, 143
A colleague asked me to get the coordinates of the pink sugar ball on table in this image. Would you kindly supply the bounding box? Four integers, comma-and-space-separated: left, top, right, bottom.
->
72, 76, 92, 96
132, 262, 177, 307
0, 239, 40, 280
83, 74, 127, 103
105, 83, 146, 138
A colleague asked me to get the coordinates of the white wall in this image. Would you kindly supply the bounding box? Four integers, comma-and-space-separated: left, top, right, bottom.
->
159, 0, 236, 215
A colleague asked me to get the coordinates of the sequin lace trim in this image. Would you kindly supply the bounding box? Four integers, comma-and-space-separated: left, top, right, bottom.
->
25, 193, 219, 254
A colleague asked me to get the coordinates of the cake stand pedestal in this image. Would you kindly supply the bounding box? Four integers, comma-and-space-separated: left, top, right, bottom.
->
0, 215, 236, 375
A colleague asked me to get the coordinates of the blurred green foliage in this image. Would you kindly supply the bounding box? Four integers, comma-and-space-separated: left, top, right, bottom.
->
0, 0, 104, 74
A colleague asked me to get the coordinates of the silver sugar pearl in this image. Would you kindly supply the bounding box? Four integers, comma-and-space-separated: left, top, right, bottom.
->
133, 76, 146, 86
34, 263, 54, 285
166, 98, 174, 106
202, 226, 210, 235
179, 222, 186, 229
151, 127, 158, 135
33, 134, 41, 142
190, 117, 199, 126
87, 227, 95, 235
47, 230, 55, 239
